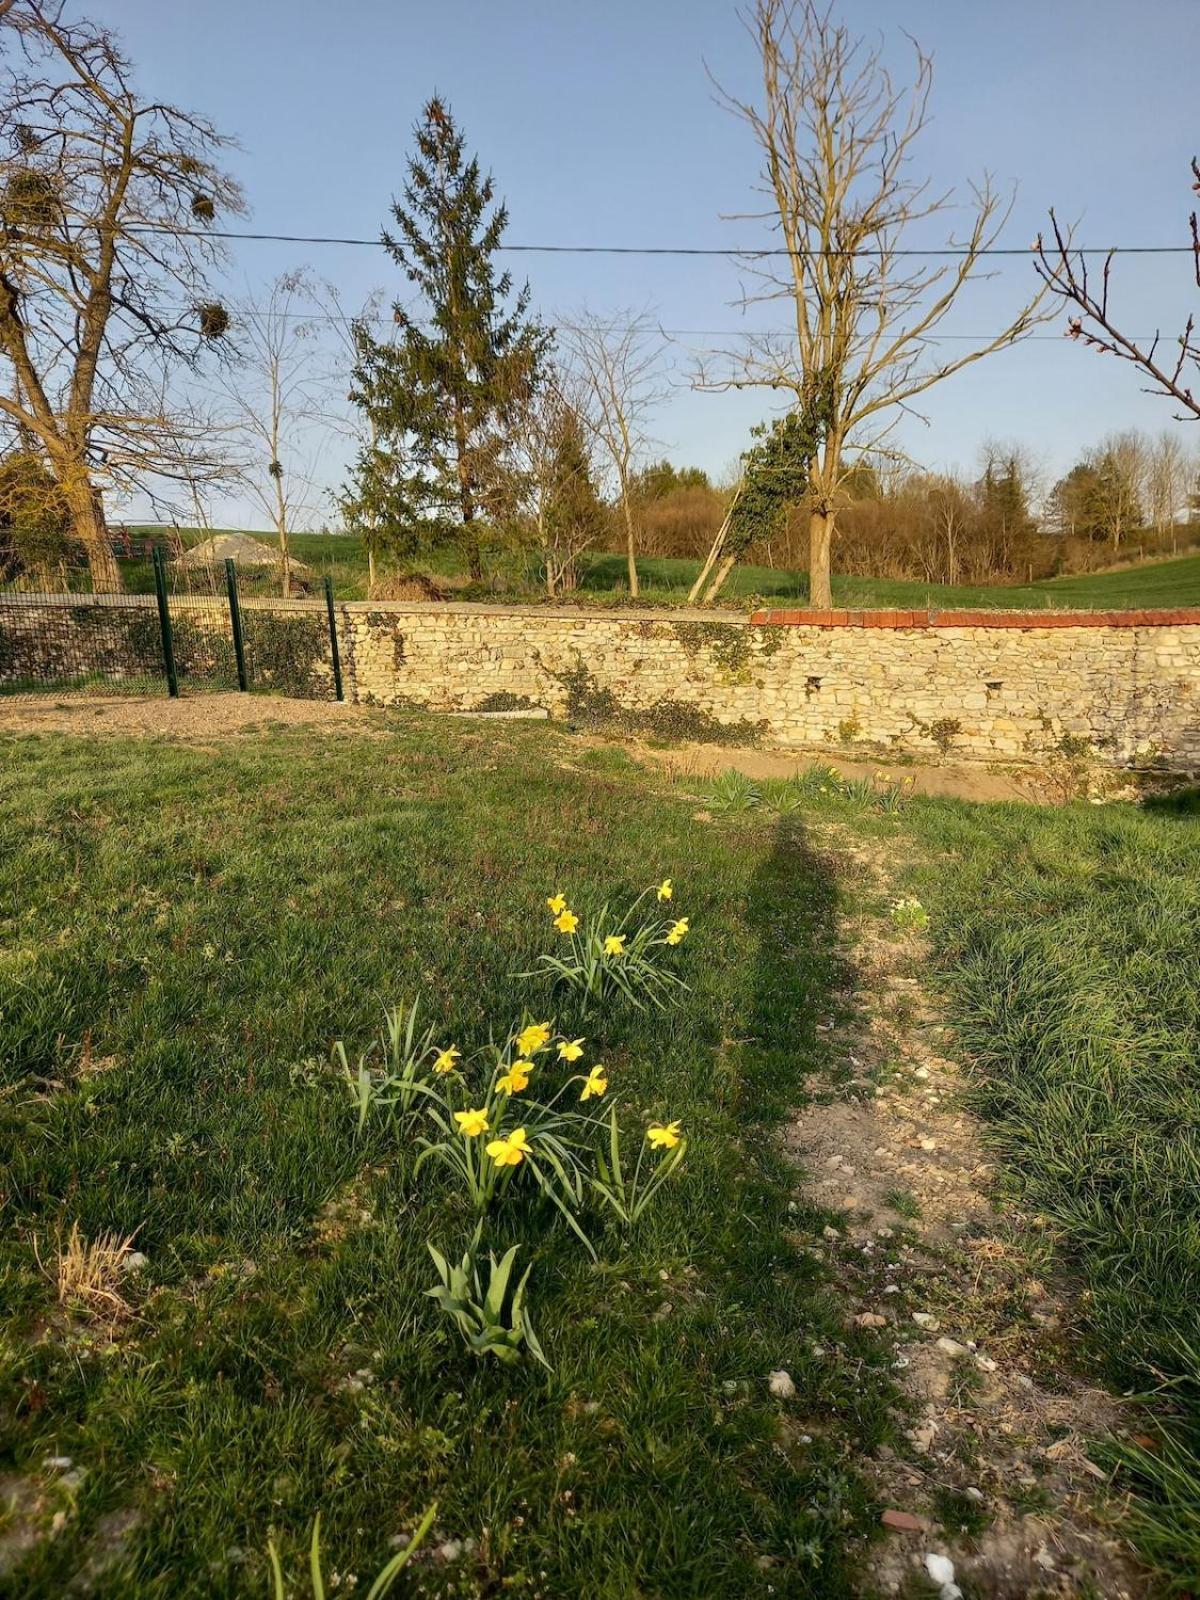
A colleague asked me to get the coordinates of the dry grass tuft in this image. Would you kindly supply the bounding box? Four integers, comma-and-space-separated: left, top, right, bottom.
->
38, 1222, 138, 1322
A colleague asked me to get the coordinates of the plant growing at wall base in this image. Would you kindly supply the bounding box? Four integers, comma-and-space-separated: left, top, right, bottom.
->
426, 1226, 550, 1368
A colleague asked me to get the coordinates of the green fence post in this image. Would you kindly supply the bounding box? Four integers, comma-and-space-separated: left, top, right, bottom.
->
152, 544, 179, 698
324, 575, 344, 702
225, 558, 249, 692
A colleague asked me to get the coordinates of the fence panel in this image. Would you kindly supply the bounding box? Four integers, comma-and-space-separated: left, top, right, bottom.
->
0, 565, 343, 703
0, 591, 167, 697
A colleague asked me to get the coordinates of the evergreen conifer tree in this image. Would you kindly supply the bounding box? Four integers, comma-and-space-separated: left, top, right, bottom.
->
343, 98, 549, 578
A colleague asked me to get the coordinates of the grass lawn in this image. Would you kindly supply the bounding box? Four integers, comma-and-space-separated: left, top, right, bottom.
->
0, 719, 895, 1598
903, 787, 1200, 1583
4, 715, 1199, 1593
108, 527, 1200, 612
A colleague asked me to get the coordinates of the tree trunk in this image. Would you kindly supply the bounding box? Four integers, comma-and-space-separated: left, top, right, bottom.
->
808, 505, 834, 608
701, 552, 738, 605
367, 546, 377, 595
463, 509, 482, 582
621, 494, 639, 598
273, 475, 291, 597
453, 403, 482, 582
688, 507, 732, 605
62, 474, 121, 591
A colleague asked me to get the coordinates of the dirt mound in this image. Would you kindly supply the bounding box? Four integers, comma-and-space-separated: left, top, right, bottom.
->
176, 533, 309, 573
368, 571, 448, 602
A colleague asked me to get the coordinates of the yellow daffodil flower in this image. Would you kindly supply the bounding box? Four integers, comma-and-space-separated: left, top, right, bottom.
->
665, 917, 689, 945
546, 892, 567, 914
515, 1021, 551, 1056
647, 1120, 682, 1150
453, 1107, 490, 1138
433, 1045, 460, 1074
580, 1065, 608, 1101
603, 933, 626, 956
657, 878, 673, 901
497, 1060, 532, 1095
553, 907, 579, 935
557, 1037, 585, 1062
487, 1127, 531, 1167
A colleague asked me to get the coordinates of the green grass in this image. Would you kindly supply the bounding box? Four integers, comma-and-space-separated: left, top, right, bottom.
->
895, 784, 1200, 1587
7, 717, 1200, 1591
110, 528, 1200, 611
0, 721, 895, 1598
691, 764, 1200, 1586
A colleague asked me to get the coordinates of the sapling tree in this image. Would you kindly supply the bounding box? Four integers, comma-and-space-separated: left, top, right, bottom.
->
567, 308, 668, 599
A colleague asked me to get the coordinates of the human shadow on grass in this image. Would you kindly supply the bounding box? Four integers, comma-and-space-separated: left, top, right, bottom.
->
1141, 782, 1200, 816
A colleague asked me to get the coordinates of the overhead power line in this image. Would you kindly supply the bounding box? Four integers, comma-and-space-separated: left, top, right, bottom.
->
223, 306, 1159, 343
127, 224, 1195, 258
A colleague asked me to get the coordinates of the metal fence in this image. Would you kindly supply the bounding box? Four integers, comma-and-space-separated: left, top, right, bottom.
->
0, 552, 344, 703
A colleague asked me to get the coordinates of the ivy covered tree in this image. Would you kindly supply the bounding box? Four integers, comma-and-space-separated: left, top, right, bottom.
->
343, 98, 550, 580
688, 408, 820, 604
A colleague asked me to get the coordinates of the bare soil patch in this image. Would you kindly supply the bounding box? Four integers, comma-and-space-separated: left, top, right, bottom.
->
0, 691, 375, 740
620, 738, 1032, 803
793, 825, 1147, 1597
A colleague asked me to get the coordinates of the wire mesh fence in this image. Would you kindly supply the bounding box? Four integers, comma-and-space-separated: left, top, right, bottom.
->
0, 551, 344, 703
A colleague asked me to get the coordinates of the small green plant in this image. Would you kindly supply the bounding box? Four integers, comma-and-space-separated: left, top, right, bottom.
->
707, 769, 762, 813
525, 883, 691, 1012
837, 715, 863, 745
929, 717, 961, 755
333, 996, 439, 1133
883, 1186, 922, 1220
426, 1226, 550, 1368
590, 1103, 688, 1225
758, 776, 806, 815
267, 1503, 437, 1600
889, 896, 929, 932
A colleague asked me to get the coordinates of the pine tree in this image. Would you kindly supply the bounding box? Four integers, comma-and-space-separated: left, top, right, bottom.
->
343, 98, 550, 579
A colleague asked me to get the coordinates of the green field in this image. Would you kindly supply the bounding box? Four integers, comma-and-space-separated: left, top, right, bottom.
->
115, 528, 1200, 612
2, 715, 1199, 1592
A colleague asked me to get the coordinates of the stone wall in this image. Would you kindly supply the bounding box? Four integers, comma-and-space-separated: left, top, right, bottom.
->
4, 591, 1197, 771
339, 602, 1200, 771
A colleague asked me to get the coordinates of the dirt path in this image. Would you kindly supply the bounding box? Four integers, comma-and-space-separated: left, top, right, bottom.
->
0, 692, 374, 739
790, 823, 1146, 1598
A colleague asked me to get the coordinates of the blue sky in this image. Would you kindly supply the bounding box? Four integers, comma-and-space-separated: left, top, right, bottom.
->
117, 0, 1200, 525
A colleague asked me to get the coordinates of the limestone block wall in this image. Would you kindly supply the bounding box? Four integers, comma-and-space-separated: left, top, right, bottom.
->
339, 602, 1200, 771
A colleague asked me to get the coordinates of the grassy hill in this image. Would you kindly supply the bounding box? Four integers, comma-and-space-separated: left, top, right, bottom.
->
119, 526, 1200, 611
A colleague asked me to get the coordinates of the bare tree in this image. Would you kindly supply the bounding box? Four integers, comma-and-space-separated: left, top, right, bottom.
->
1096, 429, 1148, 551
1146, 429, 1188, 548
0, 1, 244, 588
566, 308, 667, 599
1036, 160, 1200, 422
215, 271, 333, 594
512, 369, 607, 597
696, 0, 1048, 608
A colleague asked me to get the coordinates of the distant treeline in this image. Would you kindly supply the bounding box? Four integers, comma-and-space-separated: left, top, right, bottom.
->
609, 431, 1200, 584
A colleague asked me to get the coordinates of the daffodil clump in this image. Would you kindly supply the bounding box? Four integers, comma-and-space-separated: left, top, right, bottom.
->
529, 880, 692, 1012
333, 882, 693, 1369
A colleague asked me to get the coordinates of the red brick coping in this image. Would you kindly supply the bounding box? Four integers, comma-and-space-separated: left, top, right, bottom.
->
750, 608, 1200, 629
